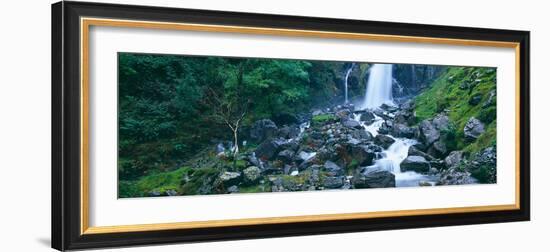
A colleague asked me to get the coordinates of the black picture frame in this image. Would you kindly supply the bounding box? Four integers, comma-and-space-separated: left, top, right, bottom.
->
52, 1, 530, 251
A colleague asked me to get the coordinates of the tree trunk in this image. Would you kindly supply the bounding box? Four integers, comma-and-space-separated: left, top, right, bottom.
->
232, 128, 239, 171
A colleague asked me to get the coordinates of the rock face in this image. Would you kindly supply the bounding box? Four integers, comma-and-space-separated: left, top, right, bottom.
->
418, 120, 440, 146
374, 134, 395, 149
352, 167, 395, 188
464, 117, 485, 141
400, 155, 430, 173
250, 119, 278, 143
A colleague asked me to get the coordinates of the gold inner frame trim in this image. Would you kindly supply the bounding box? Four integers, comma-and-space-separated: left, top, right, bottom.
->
80, 17, 522, 235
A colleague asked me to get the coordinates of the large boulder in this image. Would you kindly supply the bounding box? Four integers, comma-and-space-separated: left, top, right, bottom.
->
418, 120, 440, 146
322, 160, 344, 176
374, 134, 395, 149
391, 123, 416, 138
400, 155, 430, 173
432, 114, 450, 131
394, 110, 415, 125
335, 109, 352, 120
352, 167, 395, 188
242, 166, 262, 185
427, 139, 448, 158
250, 119, 278, 143
408, 146, 435, 161
359, 111, 376, 124
255, 138, 285, 160
350, 128, 373, 141
323, 176, 345, 189
444, 151, 464, 169
438, 168, 475, 185
277, 125, 300, 139
464, 117, 485, 141
350, 145, 376, 166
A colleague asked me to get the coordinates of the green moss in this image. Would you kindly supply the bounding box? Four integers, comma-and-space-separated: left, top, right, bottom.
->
179, 167, 221, 195
118, 166, 192, 198
415, 67, 497, 159
312, 114, 336, 124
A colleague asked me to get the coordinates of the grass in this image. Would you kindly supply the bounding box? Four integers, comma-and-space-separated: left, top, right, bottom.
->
119, 166, 192, 198
414, 67, 497, 156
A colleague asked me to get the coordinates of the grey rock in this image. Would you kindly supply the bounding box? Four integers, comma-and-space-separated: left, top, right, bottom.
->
469, 94, 483, 106
219, 172, 242, 187
352, 167, 396, 188
250, 119, 278, 143
445, 151, 464, 169
227, 185, 239, 193
277, 149, 295, 163
400, 155, 430, 173
342, 119, 362, 129
323, 176, 345, 189
255, 138, 285, 160
419, 119, 440, 146
391, 123, 415, 138
312, 109, 323, 116
335, 109, 352, 120
374, 134, 395, 149
432, 114, 450, 131
350, 128, 373, 141
350, 145, 376, 166
483, 90, 496, 108
408, 146, 435, 161
438, 168, 475, 185
323, 160, 344, 176
243, 166, 262, 184
428, 139, 448, 158
277, 125, 300, 139
360, 111, 376, 124
464, 117, 485, 141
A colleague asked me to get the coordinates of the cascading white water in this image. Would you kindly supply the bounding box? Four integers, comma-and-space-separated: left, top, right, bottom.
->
362, 64, 394, 109
343, 63, 355, 104
352, 113, 437, 187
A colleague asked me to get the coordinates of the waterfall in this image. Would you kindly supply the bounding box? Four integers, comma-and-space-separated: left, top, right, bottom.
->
362, 64, 394, 109
343, 63, 355, 104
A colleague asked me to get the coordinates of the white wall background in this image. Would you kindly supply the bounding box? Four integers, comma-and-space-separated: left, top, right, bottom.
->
0, 0, 546, 251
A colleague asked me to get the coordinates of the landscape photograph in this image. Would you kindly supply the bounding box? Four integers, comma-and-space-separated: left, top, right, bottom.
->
117, 52, 497, 198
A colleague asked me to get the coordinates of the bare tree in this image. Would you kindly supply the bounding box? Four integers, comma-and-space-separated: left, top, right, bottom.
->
203, 87, 249, 158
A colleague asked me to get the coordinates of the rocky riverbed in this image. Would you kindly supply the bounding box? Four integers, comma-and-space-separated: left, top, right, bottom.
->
169, 99, 496, 196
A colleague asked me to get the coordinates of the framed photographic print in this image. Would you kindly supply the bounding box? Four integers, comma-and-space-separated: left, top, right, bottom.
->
52, 1, 530, 250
